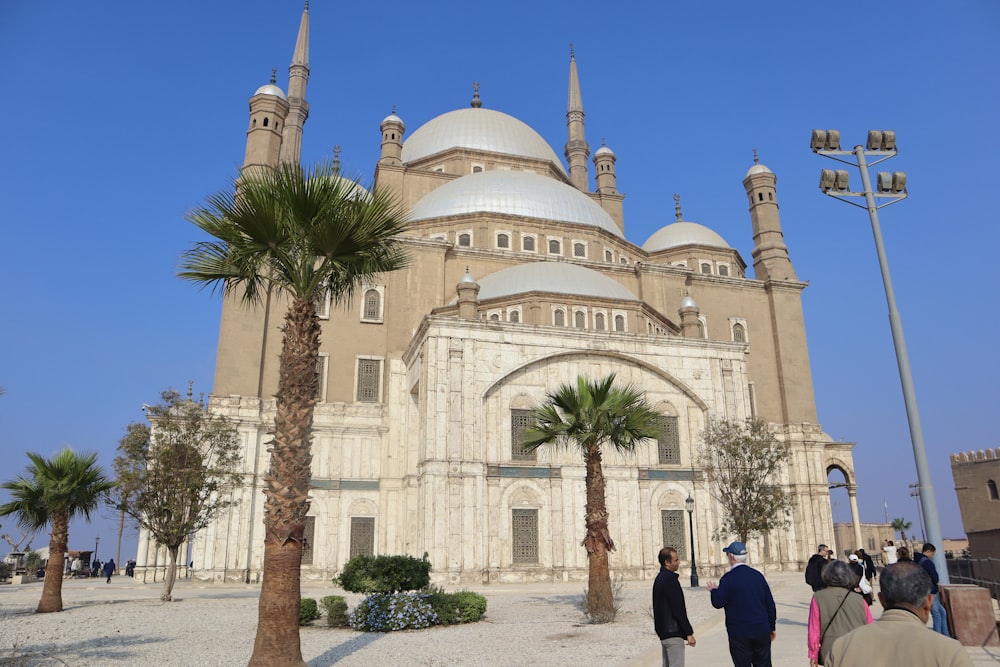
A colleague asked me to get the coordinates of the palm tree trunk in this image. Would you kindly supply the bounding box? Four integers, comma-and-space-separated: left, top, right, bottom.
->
160, 545, 180, 602
248, 297, 319, 667
37, 511, 69, 613
582, 445, 615, 622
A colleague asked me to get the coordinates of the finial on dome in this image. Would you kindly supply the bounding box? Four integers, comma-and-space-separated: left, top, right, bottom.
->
332, 145, 342, 172
753, 148, 759, 165
460, 266, 477, 284
674, 193, 683, 221
391, 104, 397, 115
601, 137, 606, 146
270, 68, 277, 85
570, 43, 575, 60
471, 81, 482, 108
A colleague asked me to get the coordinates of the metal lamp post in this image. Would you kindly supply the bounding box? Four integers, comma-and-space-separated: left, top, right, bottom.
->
811, 130, 948, 583
685, 494, 699, 588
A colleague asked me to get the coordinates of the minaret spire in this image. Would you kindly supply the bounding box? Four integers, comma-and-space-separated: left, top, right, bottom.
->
565, 45, 590, 192
279, 2, 311, 164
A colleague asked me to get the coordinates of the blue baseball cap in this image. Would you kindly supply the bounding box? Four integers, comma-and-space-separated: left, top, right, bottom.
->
723, 541, 747, 556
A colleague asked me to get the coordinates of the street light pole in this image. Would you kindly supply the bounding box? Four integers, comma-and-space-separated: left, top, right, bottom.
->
685, 495, 699, 588
811, 130, 948, 583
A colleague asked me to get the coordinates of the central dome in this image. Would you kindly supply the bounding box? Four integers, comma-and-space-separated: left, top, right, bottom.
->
409, 170, 624, 238
401, 108, 565, 173
642, 221, 731, 252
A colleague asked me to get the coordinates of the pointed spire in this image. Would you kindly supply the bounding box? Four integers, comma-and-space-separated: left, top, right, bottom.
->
565, 45, 590, 192
280, 3, 311, 165
471, 82, 482, 108
753, 148, 760, 165
333, 145, 342, 172
567, 44, 583, 114
292, 1, 310, 67
391, 104, 397, 115
674, 194, 683, 221
269, 68, 277, 85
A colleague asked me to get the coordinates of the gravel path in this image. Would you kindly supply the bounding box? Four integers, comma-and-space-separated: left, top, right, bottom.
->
0, 577, 719, 666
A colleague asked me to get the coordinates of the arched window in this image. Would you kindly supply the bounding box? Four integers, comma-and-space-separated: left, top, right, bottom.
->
548, 239, 561, 254
574, 311, 585, 328
523, 236, 535, 252
595, 313, 605, 330
263, 117, 269, 127
573, 242, 586, 257
553, 309, 565, 326
472, 165, 483, 173
605, 250, 613, 262
718, 265, 729, 276
509, 310, 520, 323
733, 323, 746, 343
497, 233, 510, 249
363, 289, 380, 320
620, 257, 628, 265
701, 263, 712, 274
614, 314, 625, 332
489, 313, 500, 321
458, 233, 471, 247
989, 480, 999, 501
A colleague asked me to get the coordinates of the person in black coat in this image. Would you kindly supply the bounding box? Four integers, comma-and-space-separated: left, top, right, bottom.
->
805, 544, 830, 591
102, 558, 115, 584
653, 547, 696, 666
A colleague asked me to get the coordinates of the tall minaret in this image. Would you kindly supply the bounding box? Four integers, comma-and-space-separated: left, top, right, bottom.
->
744, 150, 797, 282
242, 69, 289, 178
564, 45, 590, 192
279, 2, 310, 165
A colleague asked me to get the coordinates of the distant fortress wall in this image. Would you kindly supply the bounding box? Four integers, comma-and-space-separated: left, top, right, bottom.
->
951, 448, 1000, 558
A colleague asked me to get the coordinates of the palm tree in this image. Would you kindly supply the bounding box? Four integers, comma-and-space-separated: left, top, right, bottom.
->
179, 161, 409, 667
0, 448, 114, 613
521, 374, 662, 623
892, 517, 912, 544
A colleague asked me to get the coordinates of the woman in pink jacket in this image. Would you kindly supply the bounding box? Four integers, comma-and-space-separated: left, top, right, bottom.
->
808, 559, 873, 665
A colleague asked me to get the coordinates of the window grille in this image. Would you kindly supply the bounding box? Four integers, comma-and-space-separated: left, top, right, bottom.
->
548, 239, 560, 254
511, 409, 537, 461
574, 311, 586, 328
357, 359, 381, 402
512, 509, 538, 563
574, 243, 586, 257
523, 236, 535, 251
554, 310, 565, 326
497, 233, 510, 249
733, 323, 746, 343
363, 289, 380, 320
458, 233, 471, 247
301, 517, 316, 565
350, 517, 375, 559
657, 416, 680, 464
595, 313, 605, 330
661, 510, 686, 560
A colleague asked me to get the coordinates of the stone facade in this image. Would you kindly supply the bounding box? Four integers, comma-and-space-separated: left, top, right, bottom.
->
951, 448, 1000, 558
135, 4, 858, 585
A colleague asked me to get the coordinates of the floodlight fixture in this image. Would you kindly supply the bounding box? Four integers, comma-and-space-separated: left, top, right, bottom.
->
820, 169, 836, 192
834, 170, 850, 191
811, 129, 841, 152
877, 171, 893, 192
891, 171, 907, 193
867, 129, 897, 151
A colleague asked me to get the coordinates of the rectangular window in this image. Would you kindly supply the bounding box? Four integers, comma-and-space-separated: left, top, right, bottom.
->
301, 516, 316, 565
357, 359, 381, 402
512, 509, 538, 564
316, 354, 329, 402
511, 409, 537, 461
657, 416, 680, 464
350, 517, 375, 559
661, 510, 686, 560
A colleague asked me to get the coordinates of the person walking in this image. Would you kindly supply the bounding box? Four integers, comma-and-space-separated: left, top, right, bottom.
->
805, 544, 830, 592
914, 543, 949, 636
807, 559, 873, 666
707, 541, 776, 667
882, 539, 898, 565
653, 547, 696, 666
102, 558, 115, 584
827, 562, 971, 666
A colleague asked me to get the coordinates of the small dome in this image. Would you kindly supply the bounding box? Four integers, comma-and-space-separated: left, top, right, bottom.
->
473, 261, 638, 301
382, 113, 404, 128
459, 271, 477, 284
745, 163, 773, 177
401, 108, 565, 173
253, 83, 287, 100
642, 221, 731, 252
679, 295, 698, 310
410, 170, 624, 238
594, 144, 615, 157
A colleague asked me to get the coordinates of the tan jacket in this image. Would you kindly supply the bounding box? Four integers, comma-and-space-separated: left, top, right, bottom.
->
828, 608, 971, 667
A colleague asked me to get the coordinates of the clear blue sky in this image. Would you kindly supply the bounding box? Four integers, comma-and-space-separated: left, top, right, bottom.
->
1, 0, 997, 560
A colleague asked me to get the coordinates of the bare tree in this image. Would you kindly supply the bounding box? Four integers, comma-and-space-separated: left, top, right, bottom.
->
699, 418, 795, 544
110, 386, 241, 601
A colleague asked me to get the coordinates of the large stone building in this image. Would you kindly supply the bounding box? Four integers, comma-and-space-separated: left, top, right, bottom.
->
951, 449, 1000, 558
136, 5, 859, 585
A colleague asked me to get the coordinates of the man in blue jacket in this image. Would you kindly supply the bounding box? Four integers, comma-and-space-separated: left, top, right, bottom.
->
653, 546, 696, 666
706, 541, 776, 667
914, 542, 949, 636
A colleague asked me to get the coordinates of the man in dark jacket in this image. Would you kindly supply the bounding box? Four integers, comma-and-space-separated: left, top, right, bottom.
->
653, 547, 696, 666
707, 541, 776, 667
804, 544, 830, 591
914, 543, 949, 636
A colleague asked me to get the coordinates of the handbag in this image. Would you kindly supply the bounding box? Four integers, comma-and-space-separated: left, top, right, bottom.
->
817, 591, 851, 666
858, 566, 873, 595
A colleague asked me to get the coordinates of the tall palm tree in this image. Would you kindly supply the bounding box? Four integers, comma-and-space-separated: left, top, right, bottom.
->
891, 517, 912, 544
179, 161, 409, 667
0, 448, 114, 613
521, 374, 662, 623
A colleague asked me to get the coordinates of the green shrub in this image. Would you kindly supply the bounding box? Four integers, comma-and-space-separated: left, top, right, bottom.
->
299, 597, 320, 626
0, 562, 11, 581
349, 592, 438, 631
336, 553, 431, 593
320, 595, 349, 627
424, 589, 487, 625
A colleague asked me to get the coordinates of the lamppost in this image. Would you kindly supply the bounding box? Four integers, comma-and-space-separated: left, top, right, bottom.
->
685, 494, 699, 588
909, 483, 926, 541
94, 535, 100, 569
811, 129, 947, 583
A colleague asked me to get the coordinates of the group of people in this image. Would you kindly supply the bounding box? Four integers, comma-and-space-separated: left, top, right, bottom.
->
65, 557, 117, 583
651, 539, 970, 667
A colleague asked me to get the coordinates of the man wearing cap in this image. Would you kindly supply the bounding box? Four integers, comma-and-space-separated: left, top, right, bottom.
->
653, 546, 696, 666
706, 541, 777, 667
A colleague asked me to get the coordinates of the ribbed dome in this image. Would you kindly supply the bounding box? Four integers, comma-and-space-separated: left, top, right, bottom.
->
401, 108, 565, 173
381, 113, 404, 127
475, 261, 638, 301
253, 83, 286, 100
409, 170, 624, 238
642, 221, 731, 252
745, 163, 773, 177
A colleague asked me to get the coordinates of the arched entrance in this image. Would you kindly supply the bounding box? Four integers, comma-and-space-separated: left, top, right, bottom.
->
827, 464, 862, 558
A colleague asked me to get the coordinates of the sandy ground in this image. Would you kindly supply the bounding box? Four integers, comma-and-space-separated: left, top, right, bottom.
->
0, 575, 719, 666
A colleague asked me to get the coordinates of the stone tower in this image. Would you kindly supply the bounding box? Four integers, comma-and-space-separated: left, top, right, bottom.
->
564, 46, 590, 192
242, 70, 289, 177
278, 2, 310, 165
744, 151, 797, 282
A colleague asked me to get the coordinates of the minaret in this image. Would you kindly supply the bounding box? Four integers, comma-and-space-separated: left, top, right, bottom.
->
380, 106, 405, 166
593, 138, 617, 195
242, 69, 289, 178
456, 268, 480, 320
279, 2, 310, 165
744, 150, 797, 282
564, 45, 590, 192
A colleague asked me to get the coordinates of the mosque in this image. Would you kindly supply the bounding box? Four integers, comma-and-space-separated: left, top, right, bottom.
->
135, 4, 860, 585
